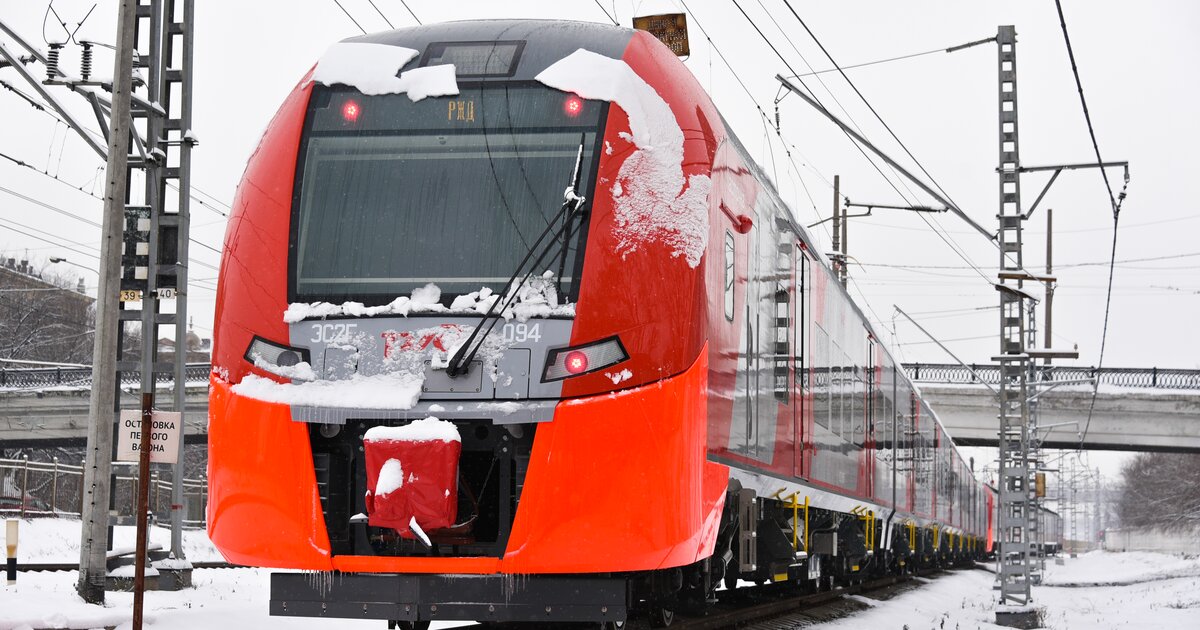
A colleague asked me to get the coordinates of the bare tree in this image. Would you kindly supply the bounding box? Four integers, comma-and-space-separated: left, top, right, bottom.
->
1117, 453, 1200, 530
0, 256, 94, 364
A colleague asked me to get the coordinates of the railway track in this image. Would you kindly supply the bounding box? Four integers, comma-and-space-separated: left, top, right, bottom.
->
666, 568, 952, 630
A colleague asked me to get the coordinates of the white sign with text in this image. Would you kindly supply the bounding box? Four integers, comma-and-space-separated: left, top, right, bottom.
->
116, 410, 183, 464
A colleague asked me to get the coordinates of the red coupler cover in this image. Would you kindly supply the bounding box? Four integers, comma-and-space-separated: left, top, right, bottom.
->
363, 417, 461, 539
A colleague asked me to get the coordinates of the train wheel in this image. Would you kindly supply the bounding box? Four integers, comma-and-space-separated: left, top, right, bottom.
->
649, 606, 675, 628
392, 622, 430, 630
600, 622, 626, 629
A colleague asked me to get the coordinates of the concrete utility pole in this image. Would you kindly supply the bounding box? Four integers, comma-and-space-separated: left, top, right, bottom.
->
73, 0, 197, 603
77, 0, 137, 604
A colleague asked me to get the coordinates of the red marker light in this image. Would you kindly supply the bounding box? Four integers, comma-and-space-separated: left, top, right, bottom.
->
342, 100, 361, 122
564, 350, 589, 374
563, 95, 583, 117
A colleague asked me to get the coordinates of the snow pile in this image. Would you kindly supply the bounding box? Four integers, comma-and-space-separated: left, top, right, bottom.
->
375, 458, 404, 496
507, 270, 567, 321
1042, 549, 1200, 586
251, 356, 317, 381
364, 416, 462, 443
394, 64, 459, 102
232, 370, 424, 410
1, 517, 223, 564
537, 48, 711, 268
311, 42, 459, 101
285, 279, 573, 324
284, 282, 444, 323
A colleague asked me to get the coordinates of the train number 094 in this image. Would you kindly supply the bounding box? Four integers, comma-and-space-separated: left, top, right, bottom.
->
500, 322, 541, 344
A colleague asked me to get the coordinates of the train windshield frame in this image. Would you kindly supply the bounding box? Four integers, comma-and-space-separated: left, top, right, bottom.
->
289, 82, 608, 306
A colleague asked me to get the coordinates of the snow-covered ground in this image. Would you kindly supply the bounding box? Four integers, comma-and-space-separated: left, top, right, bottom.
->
2, 518, 1198, 629
811, 551, 1200, 630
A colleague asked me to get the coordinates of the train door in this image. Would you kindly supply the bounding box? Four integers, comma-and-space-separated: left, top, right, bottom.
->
793, 247, 809, 478
728, 197, 780, 466
864, 336, 876, 498
772, 234, 792, 471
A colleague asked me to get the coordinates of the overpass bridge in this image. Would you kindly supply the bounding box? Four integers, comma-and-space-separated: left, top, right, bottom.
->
1, 363, 1198, 452
905, 364, 1200, 453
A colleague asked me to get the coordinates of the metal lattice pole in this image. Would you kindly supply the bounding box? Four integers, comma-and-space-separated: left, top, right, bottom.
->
994, 25, 1035, 610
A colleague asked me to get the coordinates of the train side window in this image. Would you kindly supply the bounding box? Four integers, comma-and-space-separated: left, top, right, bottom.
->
724, 232, 735, 321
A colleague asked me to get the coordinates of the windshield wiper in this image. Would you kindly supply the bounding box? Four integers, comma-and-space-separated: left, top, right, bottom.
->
445, 132, 589, 378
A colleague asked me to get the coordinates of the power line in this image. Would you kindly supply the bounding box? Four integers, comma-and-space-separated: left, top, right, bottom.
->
779, 0, 964, 220
331, 0, 367, 34
0, 182, 223, 257
367, 0, 394, 28
755, 0, 923, 206
1050, 0, 1126, 452
729, 0, 918, 210
785, 39, 990, 78
399, 0, 422, 25
676, 0, 841, 223
0, 87, 232, 218
0, 218, 99, 261
0, 184, 99, 227
858, 251, 1200, 271
592, 0, 618, 25
1052, 1, 1123, 219
732, 1, 995, 290
776, 0, 1004, 285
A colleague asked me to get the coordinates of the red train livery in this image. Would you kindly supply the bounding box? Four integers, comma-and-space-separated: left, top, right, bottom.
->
208, 19, 993, 628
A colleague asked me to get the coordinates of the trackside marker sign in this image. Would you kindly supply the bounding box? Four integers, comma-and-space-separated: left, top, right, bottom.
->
116, 410, 183, 464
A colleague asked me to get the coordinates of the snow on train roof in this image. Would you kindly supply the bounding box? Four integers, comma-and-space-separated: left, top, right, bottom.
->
310, 42, 459, 101
536, 48, 711, 268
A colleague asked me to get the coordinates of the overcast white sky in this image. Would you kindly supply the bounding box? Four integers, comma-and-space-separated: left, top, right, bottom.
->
0, 0, 1197, 374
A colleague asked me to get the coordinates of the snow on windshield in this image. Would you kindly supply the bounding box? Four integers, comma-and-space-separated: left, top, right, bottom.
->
536, 48, 711, 268
310, 42, 459, 101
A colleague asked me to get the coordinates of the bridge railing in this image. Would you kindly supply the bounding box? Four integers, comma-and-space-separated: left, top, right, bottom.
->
0, 363, 212, 390
904, 363, 1200, 390
0, 456, 207, 527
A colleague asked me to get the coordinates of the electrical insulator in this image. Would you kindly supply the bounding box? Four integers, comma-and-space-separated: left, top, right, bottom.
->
80, 42, 93, 82
46, 43, 64, 82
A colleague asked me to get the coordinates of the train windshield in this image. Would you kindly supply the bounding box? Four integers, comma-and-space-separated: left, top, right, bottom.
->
291, 84, 606, 305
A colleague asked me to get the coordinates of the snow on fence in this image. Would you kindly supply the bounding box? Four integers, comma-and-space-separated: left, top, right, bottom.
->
904, 363, 1200, 390
0, 363, 212, 389
0, 457, 207, 527
1103, 527, 1200, 554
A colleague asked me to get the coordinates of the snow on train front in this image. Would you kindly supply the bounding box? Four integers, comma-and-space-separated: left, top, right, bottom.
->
208, 20, 727, 626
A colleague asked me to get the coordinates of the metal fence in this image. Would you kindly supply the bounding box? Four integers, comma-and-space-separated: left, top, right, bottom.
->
5, 362, 1194, 392
903, 363, 1200, 390
0, 363, 212, 389
0, 457, 207, 527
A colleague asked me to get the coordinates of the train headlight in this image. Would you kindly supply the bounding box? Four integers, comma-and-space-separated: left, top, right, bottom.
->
244, 336, 311, 369
541, 337, 627, 382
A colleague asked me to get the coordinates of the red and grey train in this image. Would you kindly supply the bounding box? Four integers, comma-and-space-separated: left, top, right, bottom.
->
208, 19, 994, 627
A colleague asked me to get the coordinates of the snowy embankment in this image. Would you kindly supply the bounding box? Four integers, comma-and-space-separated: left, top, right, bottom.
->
809, 551, 1200, 630
3, 518, 1198, 629
0, 518, 472, 630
